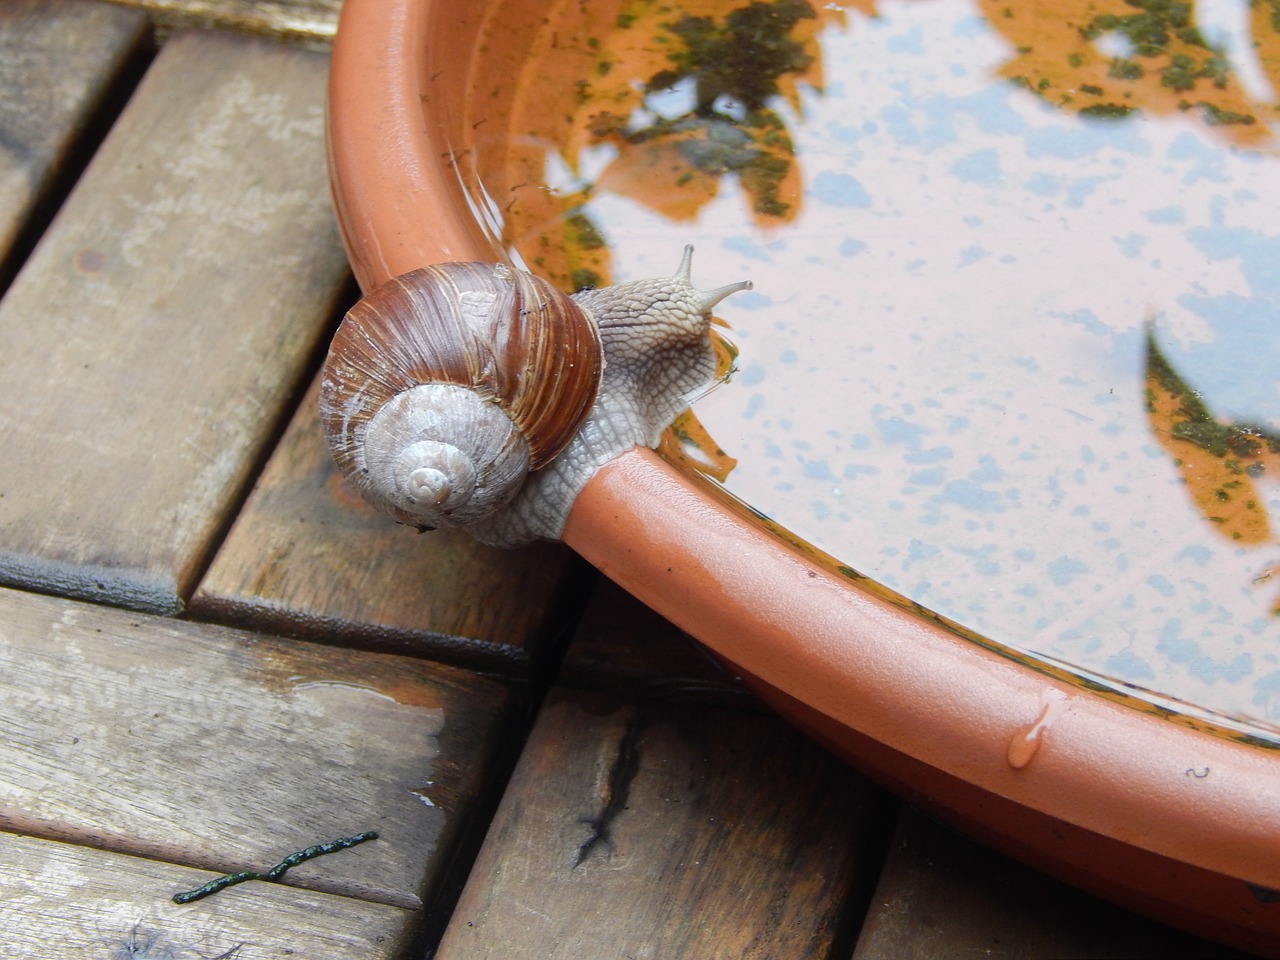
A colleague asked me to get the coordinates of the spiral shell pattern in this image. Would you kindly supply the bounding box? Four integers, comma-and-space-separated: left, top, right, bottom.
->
319, 262, 604, 529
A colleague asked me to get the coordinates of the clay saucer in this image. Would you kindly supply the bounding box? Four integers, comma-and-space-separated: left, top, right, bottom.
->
326, 0, 1280, 952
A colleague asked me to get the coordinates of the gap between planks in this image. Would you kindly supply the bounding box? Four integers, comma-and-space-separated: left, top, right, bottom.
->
0, 28, 350, 614
0, 586, 519, 916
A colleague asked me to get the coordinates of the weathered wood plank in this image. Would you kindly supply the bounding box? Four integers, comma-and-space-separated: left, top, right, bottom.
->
434, 688, 894, 959
851, 807, 1252, 960
102, 0, 340, 45
4, 830, 416, 959
189, 376, 586, 674
0, 0, 150, 275
0, 586, 516, 912
558, 575, 756, 706
0, 30, 351, 613
0, 0, 149, 276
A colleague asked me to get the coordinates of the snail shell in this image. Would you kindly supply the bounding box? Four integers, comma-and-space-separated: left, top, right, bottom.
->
319, 261, 603, 529
320, 247, 750, 546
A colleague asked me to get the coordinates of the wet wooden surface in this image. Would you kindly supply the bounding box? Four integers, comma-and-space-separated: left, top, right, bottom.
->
0, 27, 349, 614
0, 0, 148, 275
101, 0, 340, 44
434, 687, 892, 960
852, 807, 1255, 960
0, 586, 514, 912
557, 575, 759, 707
190, 374, 585, 675
0, 4, 1260, 959
6, 831, 418, 960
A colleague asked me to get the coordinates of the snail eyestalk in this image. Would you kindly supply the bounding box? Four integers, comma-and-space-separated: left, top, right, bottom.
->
697, 279, 753, 315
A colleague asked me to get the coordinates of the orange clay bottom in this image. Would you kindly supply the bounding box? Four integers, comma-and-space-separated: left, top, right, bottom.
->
326, 0, 1280, 951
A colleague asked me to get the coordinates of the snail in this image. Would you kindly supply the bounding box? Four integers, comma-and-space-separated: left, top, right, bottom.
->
319, 245, 751, 547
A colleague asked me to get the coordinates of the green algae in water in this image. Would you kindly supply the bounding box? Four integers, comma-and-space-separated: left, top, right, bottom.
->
1146, 329, 1280, 462
1082, 0, 1209, 57
648, 0, 817, 112
590, 0, 818, 221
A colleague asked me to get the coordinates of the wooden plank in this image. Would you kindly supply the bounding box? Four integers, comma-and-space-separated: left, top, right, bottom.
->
0, 30, 351, 614
3, 830, 416, 959
0, 586, 516, 912
851, 807, 1252, 960
189, 375, 586, 675
102, 0, 340, 45
0, 0, 149, 276
558, 575, 756, 706
433, 688, 895, 959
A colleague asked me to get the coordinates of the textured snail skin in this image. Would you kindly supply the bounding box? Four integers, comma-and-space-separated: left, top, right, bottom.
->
469, 246, 750, 546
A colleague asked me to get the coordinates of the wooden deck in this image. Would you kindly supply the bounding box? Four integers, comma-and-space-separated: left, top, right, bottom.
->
0, 3, 1257, 956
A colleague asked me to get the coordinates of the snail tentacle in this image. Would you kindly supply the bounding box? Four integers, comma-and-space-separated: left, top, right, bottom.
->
470, 247, 749, 546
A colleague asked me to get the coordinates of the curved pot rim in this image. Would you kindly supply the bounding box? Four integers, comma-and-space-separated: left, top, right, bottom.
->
326, 0, 1280, 902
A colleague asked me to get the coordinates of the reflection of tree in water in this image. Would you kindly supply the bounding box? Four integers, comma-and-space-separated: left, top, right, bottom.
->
1146, 331, 1280, 613
576, 0, 835, 482
654, 2, 817, 112
593, 0, 819, 220
498, 0, 839, 292
486, 0, 1280, 488
505, 0, 1280, 291
980, 0, 1280, 140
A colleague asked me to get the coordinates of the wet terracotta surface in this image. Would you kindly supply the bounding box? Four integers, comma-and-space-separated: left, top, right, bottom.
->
326, 0, 1280, 950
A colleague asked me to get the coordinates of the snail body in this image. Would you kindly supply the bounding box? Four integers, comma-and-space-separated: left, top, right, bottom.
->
319, 246, 750, 546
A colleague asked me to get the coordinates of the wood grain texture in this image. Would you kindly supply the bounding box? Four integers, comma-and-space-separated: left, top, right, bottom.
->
0, 30, 351, 614
189, 375, 585, 674
3, 830, 416, 959
0, 0, 149, 271
0, 586, 516, 912
558, 575, 757, 706
102, 0, 340, 45
851, 807, 1253, 960
434, 688, 895, 960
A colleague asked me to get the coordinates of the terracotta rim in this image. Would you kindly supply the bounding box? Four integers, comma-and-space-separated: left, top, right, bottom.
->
327, 0, 1280, 944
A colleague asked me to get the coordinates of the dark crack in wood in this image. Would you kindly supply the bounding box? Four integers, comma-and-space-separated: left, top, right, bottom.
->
574, 713, 644, 866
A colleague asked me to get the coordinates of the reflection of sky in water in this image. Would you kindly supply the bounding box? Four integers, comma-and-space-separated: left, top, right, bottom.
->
563, 0, 1280, 738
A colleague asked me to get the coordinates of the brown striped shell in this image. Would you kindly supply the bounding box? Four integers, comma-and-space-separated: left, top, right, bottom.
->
318, 262, 604, 529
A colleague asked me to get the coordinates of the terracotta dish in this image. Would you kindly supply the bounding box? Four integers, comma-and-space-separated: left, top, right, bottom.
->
326, 0, 1280, 952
